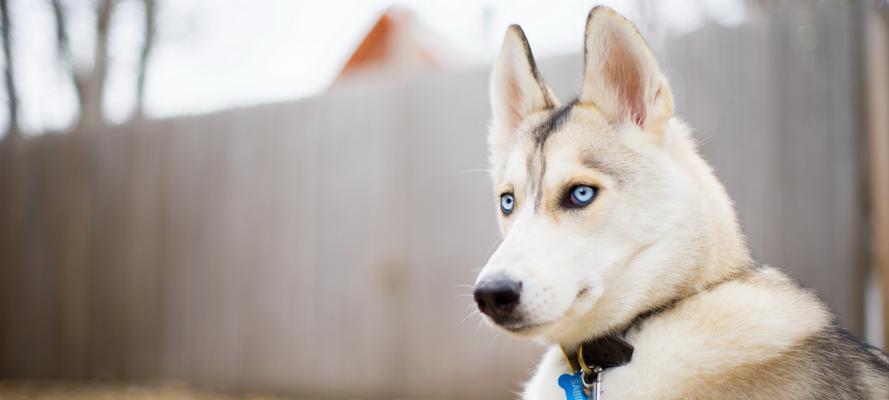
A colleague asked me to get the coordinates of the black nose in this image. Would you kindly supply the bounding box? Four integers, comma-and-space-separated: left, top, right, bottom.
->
474, 278, 522, 321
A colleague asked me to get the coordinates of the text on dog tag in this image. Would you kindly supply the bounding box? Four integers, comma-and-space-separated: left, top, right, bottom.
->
558, 372, 589, 400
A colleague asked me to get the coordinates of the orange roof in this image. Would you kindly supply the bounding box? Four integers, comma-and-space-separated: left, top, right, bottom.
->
334, 8, 449, 84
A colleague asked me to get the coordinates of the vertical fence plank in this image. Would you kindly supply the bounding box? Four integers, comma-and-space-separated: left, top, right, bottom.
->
864, 8, 889, 349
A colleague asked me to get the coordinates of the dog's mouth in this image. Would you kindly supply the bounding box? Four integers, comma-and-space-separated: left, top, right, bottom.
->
499, 295, 587, 335
486, 286, 594, 336
501, 320, 548, 334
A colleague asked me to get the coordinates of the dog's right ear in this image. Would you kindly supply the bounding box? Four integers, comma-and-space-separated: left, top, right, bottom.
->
490, 25, 557, 159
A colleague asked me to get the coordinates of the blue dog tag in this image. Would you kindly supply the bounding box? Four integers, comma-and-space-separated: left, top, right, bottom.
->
558, 372, 589, 400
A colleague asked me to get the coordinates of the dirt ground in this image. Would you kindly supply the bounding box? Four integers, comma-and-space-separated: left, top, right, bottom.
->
0, 381, 293, 400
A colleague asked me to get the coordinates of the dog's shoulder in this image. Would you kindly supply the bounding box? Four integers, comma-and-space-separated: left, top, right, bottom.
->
600, 267, 831, 398
795, 325, 889, 399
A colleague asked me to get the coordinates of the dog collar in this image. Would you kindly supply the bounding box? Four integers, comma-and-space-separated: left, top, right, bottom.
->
562, 335, 634, 373
558, 336, 633, 399
556, 296, 682, 399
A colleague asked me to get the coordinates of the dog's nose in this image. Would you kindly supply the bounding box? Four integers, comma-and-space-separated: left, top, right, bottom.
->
474, 278, 522, 320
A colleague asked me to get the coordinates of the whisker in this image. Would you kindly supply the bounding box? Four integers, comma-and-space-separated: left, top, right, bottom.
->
474, 317, 487, 332
457, 168, 490, 175
489, 330, 503, 345
450, 284, 476, 289
459, 310, 480, 325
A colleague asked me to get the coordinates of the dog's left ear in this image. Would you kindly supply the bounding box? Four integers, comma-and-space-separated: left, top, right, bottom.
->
580, 7, 673, 133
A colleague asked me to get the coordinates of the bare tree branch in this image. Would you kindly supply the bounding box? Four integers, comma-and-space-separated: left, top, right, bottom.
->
134, 0, 155, 119
1, 0, 19, 137
50, 0, 86, 116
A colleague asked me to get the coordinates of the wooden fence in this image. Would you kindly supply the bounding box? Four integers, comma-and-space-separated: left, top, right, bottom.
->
0, 2, 869, 398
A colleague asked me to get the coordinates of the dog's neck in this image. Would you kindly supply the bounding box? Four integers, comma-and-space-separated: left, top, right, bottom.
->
672, 123, 754, 295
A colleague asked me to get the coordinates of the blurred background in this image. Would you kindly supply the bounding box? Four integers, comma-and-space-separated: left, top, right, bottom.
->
0, 0, 888, 398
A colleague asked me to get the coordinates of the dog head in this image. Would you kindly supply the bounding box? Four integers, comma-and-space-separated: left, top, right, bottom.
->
474, 7, 748, 345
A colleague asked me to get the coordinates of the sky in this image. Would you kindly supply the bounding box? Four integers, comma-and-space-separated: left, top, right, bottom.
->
0, 0, 747, 136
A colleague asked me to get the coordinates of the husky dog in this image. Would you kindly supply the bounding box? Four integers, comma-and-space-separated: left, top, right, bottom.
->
473, 6, 889, 399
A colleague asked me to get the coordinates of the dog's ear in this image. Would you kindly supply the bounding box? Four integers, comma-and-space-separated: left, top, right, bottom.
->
580, 7, 673, 133
490, 25, 557, 157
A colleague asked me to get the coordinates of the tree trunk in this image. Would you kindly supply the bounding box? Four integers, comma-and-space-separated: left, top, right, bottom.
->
79, 0, 116, 129
0, 0, 19, 137
134, 0, 155, 119
50, 0, 86, 126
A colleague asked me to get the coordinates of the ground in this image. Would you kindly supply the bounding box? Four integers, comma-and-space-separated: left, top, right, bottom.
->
0, 381, 293, 399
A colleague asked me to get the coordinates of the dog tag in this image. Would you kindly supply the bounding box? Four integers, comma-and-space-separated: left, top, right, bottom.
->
558, 372, 589, 400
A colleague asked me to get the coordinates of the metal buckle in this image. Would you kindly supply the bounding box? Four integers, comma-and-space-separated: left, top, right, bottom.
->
578, 346, 604, 399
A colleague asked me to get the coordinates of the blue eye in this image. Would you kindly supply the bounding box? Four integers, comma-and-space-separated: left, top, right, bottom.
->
500, 193, 515, 215
567, 185, 597, 207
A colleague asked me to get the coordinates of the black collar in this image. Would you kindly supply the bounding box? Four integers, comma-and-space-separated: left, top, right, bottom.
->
562, 335, 635, 374
562, 295, 683, 374
561, 269, 750, 374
